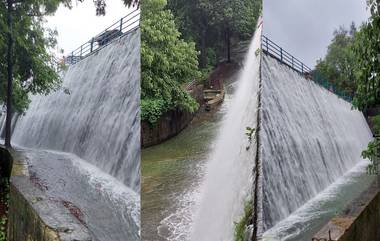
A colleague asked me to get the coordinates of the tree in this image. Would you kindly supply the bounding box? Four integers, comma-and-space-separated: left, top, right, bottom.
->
198, 0, 261, 63
141, 0, 200, 124
1, 0, 70, 147
168, 0, 261, 67
315, 24, 357, 96
352, 0, 380, 112
167, 0, 210, 68
351, 0, 380, 176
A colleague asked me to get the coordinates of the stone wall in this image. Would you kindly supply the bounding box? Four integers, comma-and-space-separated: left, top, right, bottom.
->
3, 147, 92, 241
313, 180, 380, 241
141, 84, 204, 148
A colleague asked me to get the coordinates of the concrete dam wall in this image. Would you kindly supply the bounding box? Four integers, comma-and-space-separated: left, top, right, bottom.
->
5, 29, 141, 241
259, 54, 373, 240
4, 29, 140, 192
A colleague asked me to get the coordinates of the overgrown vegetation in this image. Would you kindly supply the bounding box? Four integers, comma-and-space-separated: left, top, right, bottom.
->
141, 0, 201, 124
234, 199, 253, 241
141, 0, 262, 124
0, 178, 9, 241
356, 0, 380, 174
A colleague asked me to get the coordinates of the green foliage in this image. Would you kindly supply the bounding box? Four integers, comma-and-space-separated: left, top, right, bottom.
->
363, 115, 380, 175
363, 138, 380, 175
141, 0, 200, 124
0, 0, 67, 113
370, 115, 380, 134
352, 0, 380, 111
167, 0, 262, 67
315, 24, 357, 97
245, 126, 255, 142
234, 199, 253, 241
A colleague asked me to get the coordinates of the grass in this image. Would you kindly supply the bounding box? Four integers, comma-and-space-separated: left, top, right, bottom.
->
234, 199, 253, 241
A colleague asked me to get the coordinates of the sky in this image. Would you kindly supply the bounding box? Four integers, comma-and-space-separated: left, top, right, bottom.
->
264, 0, 370, 67
45, 1, 134, 57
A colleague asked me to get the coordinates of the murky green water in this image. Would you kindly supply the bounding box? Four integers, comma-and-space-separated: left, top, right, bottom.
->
141, 70, 239, 241
141, 117, 220, 241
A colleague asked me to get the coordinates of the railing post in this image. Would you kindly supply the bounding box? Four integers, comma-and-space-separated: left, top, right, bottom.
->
120, 18, 123, 31
71, 52, 74, 64
80, 45, 83, 57
291, 56, 294, 68
90, 38, 94, 53
280, 48, 283, 62
301, 63, 304, 74
266, 37, 269, 53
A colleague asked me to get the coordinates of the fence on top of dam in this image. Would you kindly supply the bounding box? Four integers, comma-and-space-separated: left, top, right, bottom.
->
64, 9, 140, 65
261, 35, 353, 103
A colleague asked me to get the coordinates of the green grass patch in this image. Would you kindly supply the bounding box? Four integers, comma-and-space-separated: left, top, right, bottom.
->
234, 199, 253, 241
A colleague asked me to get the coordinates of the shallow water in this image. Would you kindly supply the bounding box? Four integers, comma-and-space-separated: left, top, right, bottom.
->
141, 99, 230, 241
20, 148, 140, 241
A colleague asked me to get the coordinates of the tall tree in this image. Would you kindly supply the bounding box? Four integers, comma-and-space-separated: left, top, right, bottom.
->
5, 0, 13, 148
315, 24, 357, 96
168, 0, 261, 67
352, 0, 380, 112
1, 0, 71, 147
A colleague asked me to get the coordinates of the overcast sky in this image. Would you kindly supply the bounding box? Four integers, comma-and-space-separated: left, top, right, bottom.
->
264, 0, 369, 67
45, 1, 134, 56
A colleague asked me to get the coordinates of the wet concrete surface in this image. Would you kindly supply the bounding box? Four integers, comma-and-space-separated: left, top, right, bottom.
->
18, 148, 140, 241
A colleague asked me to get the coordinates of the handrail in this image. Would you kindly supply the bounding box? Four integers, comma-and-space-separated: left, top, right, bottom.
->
261, 35, 312, 74
261, 35, 353, 103
64, 9, 140, 65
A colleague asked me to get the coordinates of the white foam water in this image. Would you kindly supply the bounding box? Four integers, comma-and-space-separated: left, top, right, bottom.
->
260, 54, 373, 233
190, 18, 263, 241
6, 29, 140, 192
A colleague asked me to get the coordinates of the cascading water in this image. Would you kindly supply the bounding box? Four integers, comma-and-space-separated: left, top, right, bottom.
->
260, 55, 373, 237
190, 19, 262, 241
0, 29, 141, 241
7, 29, 140, 192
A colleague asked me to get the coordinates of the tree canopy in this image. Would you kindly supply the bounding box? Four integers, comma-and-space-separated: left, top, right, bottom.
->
352, 0, 380, 111
141, 0, 200, 124
0, 0, 70, 113
315, 23, 357, 97
168, 0, 262, 68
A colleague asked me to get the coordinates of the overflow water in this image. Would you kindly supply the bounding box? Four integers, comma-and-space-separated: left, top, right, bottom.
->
260, 55, 373, 236
1, 29, 141, 241
190, 20, 263, 241
7, 30, 140, 192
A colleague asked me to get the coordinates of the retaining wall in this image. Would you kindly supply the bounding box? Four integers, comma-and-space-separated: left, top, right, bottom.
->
3, 147, 91, 241
141, 84, 204, 147
313, 179, 380, 241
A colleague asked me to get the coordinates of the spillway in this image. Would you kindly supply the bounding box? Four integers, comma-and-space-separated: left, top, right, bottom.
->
6, 29, 140, 192
1, 28, 141, 241
260, 54, 373, 238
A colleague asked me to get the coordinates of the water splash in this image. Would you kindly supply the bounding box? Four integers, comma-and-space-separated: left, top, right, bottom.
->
190, 19, 263, 241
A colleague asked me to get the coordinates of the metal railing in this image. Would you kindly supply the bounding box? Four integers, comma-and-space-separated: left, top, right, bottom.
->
65, 9, 140, 65
261, 35, 353, 103
261, 35, 312, 74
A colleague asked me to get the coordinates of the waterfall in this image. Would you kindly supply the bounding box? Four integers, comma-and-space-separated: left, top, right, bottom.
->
260, 54, 373, 231
190, 19, 263, 241
7, 29, 140, 193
